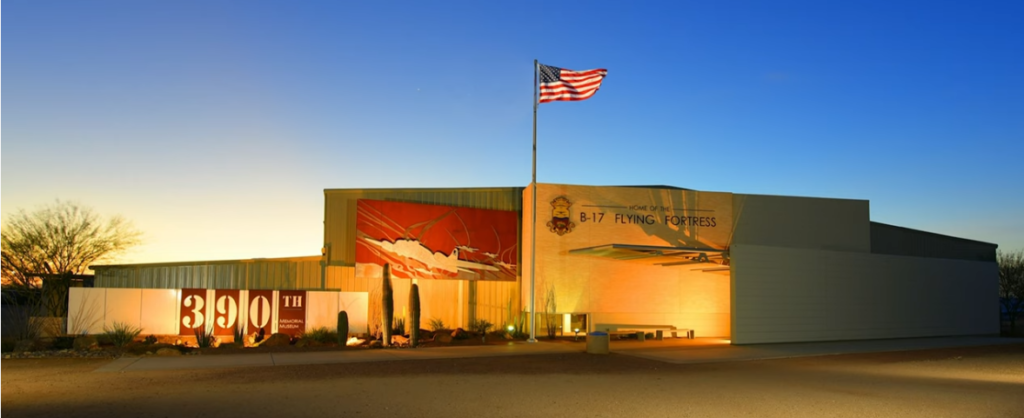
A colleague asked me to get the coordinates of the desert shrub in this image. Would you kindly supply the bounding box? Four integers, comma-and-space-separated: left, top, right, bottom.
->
470, 319, 493, 342
2, 289, 46, 341
428, 318, 447, 332
1, 341, 14, 353
470, 319, 493, 334
52, 336, 76, 350
143, 335, 158, 345
104, 322, 142, 348
193, 326, 216, 348
302, 327, 338, 344
544, 286, 558, 339
392, 317, 406, 336
233, 322, 246, 344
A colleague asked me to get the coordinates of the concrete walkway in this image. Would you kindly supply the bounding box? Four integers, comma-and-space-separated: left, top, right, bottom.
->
94, 336, 1024, 372
614, 336, 1024, 364
95, 341, 581, 373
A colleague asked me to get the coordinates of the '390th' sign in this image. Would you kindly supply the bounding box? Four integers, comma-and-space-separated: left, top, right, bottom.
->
179, 289, 307, 337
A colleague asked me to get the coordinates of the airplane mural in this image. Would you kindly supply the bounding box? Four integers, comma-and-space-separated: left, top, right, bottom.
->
355, 199, 518, 282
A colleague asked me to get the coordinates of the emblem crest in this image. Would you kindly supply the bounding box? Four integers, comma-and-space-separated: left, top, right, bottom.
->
546, 196, 575, 236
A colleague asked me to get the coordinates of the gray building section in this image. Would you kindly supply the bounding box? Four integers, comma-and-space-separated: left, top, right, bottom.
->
729, 194, 998, 345
730, 244, 998, 344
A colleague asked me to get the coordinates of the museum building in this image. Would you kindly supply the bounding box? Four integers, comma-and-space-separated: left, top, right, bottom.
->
75, 183, 999, 345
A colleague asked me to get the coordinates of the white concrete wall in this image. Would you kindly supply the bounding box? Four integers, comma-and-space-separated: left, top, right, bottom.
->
68, 288, 369, 336
731, 244, 999, 344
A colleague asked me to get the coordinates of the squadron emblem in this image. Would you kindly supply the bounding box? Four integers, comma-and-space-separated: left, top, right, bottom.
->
546, 196, 575, 236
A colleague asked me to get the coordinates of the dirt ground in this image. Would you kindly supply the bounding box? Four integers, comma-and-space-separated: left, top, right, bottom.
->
3, 344, 1023, 418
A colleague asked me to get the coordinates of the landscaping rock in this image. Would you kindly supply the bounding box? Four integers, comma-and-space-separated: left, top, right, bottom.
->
73, 335, 98, 351
391, 335, 409, 347
451, 328, 468, 339
261, 333, 291, 347
155, 347, 182, 356
369, 340, 383, 348
435, 333, 453, 344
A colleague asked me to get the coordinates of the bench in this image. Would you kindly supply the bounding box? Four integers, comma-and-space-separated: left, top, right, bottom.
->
596, 324, 695, 341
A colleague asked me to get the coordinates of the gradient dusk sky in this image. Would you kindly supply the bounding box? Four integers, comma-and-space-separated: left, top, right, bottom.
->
3, 1, 1023, 265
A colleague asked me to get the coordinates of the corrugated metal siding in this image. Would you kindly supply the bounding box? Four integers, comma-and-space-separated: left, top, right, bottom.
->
323, 187, 524, 266
322, 187, 524, 329
94, 257, 324, 290
870, 222, 997, 262
325, 265, 518, 330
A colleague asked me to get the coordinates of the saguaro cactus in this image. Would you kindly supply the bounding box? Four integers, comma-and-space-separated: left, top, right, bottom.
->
409, 283, 421, 348
337, 310, 349, 345
382, 264, 394, 347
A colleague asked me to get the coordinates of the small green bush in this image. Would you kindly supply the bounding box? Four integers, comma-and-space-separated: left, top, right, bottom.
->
428, 318, 447, 332
105, 322, 143, 348
2, 340, 15, 353
193, 327, 216, 348
302, 327, 338, 344
143, 335, 158, 345
469, 319, 493, 335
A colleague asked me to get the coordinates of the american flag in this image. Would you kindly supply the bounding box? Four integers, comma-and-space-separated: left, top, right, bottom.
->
538, 63, 608, 104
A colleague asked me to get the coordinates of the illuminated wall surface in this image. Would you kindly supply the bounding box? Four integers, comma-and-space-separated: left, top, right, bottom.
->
354, 199, 519, 282
67, 288, 369, 337
523, 184, 734, 337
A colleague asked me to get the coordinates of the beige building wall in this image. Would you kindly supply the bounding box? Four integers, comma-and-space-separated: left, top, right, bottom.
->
523, 184, 732, 337
731, 244, 999, 344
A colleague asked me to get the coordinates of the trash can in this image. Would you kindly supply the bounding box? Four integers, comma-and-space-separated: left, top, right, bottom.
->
586, 331, 609, 354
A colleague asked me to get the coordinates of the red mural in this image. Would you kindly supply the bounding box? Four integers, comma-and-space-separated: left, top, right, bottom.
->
213, 289, 241, 336
355, 199, 518, 281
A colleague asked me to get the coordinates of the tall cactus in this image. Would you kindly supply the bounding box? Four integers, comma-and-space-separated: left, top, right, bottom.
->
337, 310, 349, 346
382, 263, 394, 347
409, 283, 421, 348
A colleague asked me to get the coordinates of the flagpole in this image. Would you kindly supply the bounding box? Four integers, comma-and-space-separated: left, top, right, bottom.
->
528, 59, 538, 343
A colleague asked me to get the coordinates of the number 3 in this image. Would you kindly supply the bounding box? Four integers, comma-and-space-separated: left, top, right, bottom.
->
183, 294, 205, 329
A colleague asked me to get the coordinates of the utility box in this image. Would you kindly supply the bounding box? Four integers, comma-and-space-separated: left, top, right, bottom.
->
586, 331, 609, 354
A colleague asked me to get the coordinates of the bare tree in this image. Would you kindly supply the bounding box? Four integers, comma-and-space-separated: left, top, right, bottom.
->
1, 200, 141, 317
998, 249, 1024, 336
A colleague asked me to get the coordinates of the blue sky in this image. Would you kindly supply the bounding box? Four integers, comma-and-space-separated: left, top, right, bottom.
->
3, 1, 1023, 263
